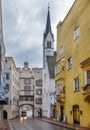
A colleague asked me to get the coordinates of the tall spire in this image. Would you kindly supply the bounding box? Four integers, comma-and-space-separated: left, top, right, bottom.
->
45, 3, 51, 35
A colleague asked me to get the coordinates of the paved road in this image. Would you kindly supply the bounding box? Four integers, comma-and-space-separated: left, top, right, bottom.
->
10, 117, 71, 130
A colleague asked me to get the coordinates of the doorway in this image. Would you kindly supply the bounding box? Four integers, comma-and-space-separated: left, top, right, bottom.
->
73, 105, 80, 125
3, 110, 7, 119
61, 106, 64, 121
37, 108, 42, 117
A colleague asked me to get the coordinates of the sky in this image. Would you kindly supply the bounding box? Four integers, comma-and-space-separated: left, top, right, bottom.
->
2, 0, 75, 68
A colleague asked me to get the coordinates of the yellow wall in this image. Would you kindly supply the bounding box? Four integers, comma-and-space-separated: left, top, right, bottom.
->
55, 0, 90, 128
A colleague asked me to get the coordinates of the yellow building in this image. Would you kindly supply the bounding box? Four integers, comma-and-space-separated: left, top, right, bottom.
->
55, 0, 90, 128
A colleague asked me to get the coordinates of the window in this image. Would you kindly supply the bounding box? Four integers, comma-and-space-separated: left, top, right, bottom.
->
55, 64, 60, 75
36, 98, 42, 104
36, 79, 42, 86
25, 97, 29, 101
19, 96, 25, 101
30, 96, 34, 101
74, 26, 80, 40
56, 85, 63, 96
24, 86, 31, 91
36, 89, 42, 95
74, 77, 79, 91
86, 70, 90, 84
60, 45, 64, 55
5, 84, 9, 93
47, 41, 51, 48
24, 91, 30, 95
67, 57, 72, 69
6, 73, 10, 80
24, 79, 31, 85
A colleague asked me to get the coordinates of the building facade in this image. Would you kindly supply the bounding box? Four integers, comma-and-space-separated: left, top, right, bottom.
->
42, 6, 56, 118
55, 0, 90, 128
3, 57, 20, 119
0, 0, 7, 119
18, 61, 42, 117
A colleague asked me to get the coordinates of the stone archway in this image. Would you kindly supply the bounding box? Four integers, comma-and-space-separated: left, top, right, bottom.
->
3, 110, 8, 119
19, 104, 34, 117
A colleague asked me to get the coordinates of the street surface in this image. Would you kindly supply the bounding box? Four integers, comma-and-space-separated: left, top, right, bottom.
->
10, 117, 71, 130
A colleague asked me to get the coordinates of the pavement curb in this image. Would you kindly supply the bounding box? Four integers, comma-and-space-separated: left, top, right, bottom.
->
38, 118, 76, 130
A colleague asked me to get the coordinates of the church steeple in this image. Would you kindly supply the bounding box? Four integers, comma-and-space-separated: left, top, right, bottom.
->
43, 4, 54, 68
45, 4, 51, 35
44, 4, 53, 40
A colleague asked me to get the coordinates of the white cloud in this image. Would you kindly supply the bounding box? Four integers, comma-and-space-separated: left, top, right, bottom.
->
2, 0, 75, 68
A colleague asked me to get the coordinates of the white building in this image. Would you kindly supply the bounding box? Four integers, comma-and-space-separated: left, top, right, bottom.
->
3, 57, 20, 119
42, 6, 56, 118
0, 0, 7, 119
18, 61, 42, 117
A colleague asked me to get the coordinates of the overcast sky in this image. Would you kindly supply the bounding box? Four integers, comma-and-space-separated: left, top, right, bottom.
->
2, 0, 75, 68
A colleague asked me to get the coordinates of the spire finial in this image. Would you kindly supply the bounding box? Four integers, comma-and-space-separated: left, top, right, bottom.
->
48, 2, 50, 10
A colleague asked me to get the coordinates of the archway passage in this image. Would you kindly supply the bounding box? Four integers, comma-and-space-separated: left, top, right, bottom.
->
20, 104, 34, 118
3, 110, 7, 119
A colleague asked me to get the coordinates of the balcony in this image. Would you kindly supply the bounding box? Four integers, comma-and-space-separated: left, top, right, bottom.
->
82, 84, 90, 102
56, 93, 65, 103
55, 59, 65, 82
55, 70, 65, 82
80, 57, 90, 68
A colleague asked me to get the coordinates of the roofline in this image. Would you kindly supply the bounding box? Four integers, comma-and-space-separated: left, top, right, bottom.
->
57, 0, 76, 28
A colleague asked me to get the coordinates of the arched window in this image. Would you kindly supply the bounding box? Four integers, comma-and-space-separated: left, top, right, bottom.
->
47, 41, 51, 48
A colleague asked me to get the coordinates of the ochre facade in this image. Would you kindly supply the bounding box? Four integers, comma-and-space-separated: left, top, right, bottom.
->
55, 0, 90, 128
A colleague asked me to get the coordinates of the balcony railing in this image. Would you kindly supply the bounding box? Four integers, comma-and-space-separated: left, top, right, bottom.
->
82, 84, 90, 102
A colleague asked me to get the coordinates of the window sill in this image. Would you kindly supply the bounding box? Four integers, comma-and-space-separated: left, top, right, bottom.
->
67, 67, 72, 71
73, 90, 80, 93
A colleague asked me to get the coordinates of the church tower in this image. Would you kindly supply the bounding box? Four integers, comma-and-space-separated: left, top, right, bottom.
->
43, 5, 54, 68
42, 5, 56, 118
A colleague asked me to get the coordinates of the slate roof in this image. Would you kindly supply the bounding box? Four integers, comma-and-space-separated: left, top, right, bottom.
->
46, 52, 56, 78
43, 7, 54, 41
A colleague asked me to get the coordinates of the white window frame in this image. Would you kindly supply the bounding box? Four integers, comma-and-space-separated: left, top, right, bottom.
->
6, 73, 10, 80
86, 69, 90, 84
55, 63, 60, 75
24, 79, 31, 85
74, 77, 80, 91
67, 57, 72, 70
60, 45, 64, 55
74, 26, 80, 40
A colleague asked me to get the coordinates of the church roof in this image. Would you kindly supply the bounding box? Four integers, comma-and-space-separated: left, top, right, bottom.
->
46, 52, 56, 78
45, 6, 51, 35
44, 6, 54, 41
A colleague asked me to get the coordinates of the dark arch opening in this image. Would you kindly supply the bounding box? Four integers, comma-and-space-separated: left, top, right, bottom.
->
3, 110, 7, 119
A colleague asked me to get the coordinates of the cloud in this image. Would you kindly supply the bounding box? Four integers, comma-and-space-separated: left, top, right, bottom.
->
2, 0, 75, 68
